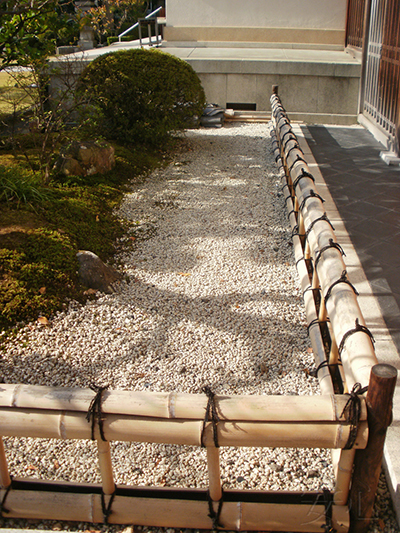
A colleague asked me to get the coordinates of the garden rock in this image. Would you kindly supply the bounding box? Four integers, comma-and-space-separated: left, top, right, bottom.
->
54, 141, 115, 177
76, 251, 123, 293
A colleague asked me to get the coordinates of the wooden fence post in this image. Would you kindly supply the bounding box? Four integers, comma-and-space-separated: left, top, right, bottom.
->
349, 363, 397, 532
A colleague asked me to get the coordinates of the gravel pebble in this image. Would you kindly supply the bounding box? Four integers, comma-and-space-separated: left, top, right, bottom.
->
0, 123, 398, 532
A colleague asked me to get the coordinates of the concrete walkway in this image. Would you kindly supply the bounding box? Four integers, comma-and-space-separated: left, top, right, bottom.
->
295, 123, 400, 524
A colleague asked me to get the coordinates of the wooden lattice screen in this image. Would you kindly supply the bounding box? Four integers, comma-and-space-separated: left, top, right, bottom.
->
346, 0, 366, 49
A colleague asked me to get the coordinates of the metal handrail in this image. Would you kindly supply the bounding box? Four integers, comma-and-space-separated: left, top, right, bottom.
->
118, 6, 163, 42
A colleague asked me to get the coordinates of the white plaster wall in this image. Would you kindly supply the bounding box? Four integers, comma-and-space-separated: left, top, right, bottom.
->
166, 0, 347, 30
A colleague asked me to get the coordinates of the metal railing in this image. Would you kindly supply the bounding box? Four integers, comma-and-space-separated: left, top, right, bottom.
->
118, 6, 163, 43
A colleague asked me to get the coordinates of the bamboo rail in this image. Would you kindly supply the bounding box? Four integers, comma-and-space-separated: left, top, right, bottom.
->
0, 481, 350, 532
0, 387, 368, 448
0, 91, 396, 532
270, 89, 378, 391
270, 86, 397, 533
0, 384, 366, 421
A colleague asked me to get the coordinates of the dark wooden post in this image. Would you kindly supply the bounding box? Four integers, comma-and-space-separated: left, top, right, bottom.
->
272, 85, 279, 95
349, 363, 397, 533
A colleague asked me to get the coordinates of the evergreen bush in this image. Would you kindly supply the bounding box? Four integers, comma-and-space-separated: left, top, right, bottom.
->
77, 49, 206, 145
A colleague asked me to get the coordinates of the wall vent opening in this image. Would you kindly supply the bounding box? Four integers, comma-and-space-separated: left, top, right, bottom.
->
226, 103, 257, 111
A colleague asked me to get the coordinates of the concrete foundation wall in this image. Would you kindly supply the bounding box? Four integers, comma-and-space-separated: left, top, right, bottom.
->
172, 49, 361, 124
198, 72, 360, 123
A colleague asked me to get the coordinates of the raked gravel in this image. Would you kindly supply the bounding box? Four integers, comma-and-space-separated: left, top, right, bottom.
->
0, 123, 398, 532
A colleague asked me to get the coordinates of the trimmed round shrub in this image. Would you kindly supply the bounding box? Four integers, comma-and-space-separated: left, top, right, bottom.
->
77, 49, 206, 145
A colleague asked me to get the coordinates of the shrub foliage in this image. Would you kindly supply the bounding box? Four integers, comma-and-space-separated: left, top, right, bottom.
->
78, 49, 206, 145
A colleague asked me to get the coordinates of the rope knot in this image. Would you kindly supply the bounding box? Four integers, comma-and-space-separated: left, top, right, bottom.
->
207, 489, 224, 531
321, 488, 336, 533
86, 385, 108, 441
201, 386, 220, 448
101, 489, 116, 525
338, 318, 375, 356
340, 382, 368, 449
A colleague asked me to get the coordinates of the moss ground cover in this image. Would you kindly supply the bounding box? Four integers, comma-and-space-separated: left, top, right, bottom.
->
0, 49, 204, 336
0, 142, 167, 334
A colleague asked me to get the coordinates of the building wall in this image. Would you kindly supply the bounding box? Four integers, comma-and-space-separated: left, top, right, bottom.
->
164, 0, 347, 46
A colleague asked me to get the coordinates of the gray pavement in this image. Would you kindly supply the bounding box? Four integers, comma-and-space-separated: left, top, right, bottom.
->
295, 124, 400, 524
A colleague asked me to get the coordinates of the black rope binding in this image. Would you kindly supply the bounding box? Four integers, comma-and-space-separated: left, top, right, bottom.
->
315, 239, 346, 271
281, 129, 297, 144
291, 224, 305, 239
207, 489, 224, 531
299, 189, 325, 212
286, 143, 302, 159
277, 112, 289, 125
292, 168, 316, 191
307, 318, 330, 336
305, 213, 335, 241
86, 385, 108, 441
201, 386, 220, 448
289, 155, 308, 172
309, 359, 342, 378
338, 318, 375, 356
284, 194, 293, 204
287, 208, 297, 220
277, 118, 290, 130
296, 256, 305, 268
341, 382, 368, 450
303, 285, 315, 296
0, 477, 13, 517
321, 488, 336, 533
283, 135, 298, 150
101, 489, 116, 525
324, 270, 359, 305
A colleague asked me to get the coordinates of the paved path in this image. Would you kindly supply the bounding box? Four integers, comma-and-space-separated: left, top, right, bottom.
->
297, 123, 400, 524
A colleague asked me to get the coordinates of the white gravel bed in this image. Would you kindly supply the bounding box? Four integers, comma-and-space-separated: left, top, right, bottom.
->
0, 123, 398, 532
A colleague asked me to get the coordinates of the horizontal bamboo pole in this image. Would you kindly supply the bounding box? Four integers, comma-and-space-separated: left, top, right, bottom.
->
0, 384, 365, 423
0, 483, 349, 532
270, 95, 378, 390
279, 177, 333, 396
284, 157, 377, 389
0, 408, 368, 449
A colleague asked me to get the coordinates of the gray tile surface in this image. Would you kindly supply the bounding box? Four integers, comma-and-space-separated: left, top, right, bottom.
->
302, 125, 400, 337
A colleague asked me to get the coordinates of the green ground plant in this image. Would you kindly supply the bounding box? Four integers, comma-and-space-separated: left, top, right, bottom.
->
0, 164, 47, 204
0, 142, 167, 333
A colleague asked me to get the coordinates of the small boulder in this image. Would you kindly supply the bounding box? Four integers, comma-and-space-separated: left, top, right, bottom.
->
54, 141, 115, 177
77, 251, 123, 294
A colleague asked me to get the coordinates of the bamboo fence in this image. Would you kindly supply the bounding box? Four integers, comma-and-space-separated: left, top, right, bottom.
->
269, 87, 397, 532
0, 91, 396, 533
